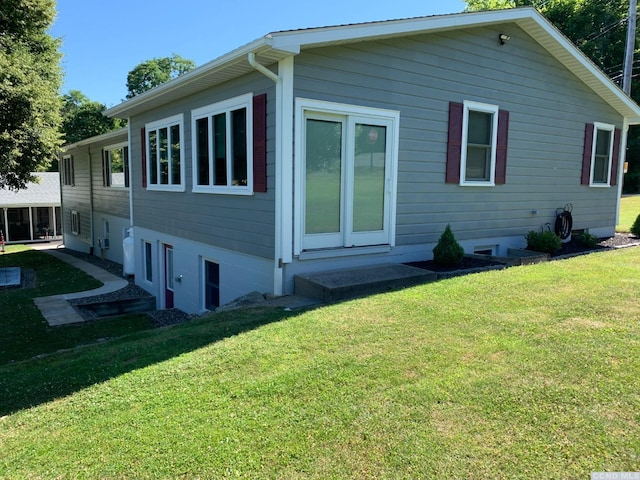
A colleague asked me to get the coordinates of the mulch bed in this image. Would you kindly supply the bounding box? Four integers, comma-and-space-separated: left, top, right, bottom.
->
406, 233, 640, 273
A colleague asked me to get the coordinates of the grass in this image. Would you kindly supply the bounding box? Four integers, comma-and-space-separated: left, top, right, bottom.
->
1, 247, 639, 478
617, 194, 640, 232
0, 245, 154, 364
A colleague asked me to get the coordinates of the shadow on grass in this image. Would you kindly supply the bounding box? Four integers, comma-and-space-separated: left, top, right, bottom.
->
0, 306, 298, 416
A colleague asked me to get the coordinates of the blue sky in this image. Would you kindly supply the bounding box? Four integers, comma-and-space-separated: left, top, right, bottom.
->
50, 0, 466, 107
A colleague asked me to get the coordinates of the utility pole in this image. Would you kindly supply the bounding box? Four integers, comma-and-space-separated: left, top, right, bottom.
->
623, 0, 637, 95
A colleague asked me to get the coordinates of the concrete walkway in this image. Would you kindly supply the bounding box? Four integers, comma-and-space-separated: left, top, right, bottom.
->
33, 249, 128, 326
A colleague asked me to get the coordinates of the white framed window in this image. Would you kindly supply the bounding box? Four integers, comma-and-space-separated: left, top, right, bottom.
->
191, 93, 253, 195
71, 210, 80, 235
590, 122, 615, 186
202, 258, 220, 311
294, 98, 399, 254
62, 156, 75, 186
143, 241, 153, 283
104, 142, 129, 188
461, 100, 499, 186
145, 114, 185, 191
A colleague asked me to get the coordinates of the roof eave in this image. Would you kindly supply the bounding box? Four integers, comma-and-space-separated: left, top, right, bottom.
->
61, 127, 128, 151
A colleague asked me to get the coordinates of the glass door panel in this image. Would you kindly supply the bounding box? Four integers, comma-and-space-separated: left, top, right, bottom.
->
352, 124, 386, 232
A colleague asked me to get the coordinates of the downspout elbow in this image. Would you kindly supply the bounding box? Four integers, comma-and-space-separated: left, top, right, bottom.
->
248, 52, 280, 83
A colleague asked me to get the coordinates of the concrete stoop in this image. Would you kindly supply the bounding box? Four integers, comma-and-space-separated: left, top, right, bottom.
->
294, 264, 438, 303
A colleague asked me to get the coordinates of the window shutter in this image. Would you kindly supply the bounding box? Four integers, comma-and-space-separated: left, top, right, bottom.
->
581, 123, 594, 185
495, 109, 510, 185
253, 93, 267, 193
446, 102, 463, 184
101, 149, 107, 187
141, 127, 147, 188
610, 128, 621, 186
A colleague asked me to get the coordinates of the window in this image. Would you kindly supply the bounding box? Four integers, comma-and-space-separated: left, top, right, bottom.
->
71, 210, 80, 235
144, 241, 153, 283
145, 114, 184, 191
192, 93, 253, 194
295, 99, 399, 253
581, 122, 619, 187
103, 143, 129, 187
62, 156, 75, 186
203, 259, 220, 310
446, 101, 509, 186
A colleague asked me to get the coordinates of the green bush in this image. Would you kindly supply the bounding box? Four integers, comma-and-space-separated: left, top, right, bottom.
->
573, 231, 599, 248
525, 230, 562, 254
631, 213, 640, 237
433, 224, 464, 267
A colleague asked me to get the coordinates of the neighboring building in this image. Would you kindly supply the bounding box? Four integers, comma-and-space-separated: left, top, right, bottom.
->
83, 7, 640, 314
60, 128, 130, 264
0, 172, 62, 243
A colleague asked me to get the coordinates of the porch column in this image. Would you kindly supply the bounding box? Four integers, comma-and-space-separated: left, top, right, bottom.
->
28, 207, 34, 241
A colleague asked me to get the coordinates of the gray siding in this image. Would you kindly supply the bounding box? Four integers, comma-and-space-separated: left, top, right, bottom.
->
129, 71, 277, 260
294, 23, 623, 246
60, 147, 92, 246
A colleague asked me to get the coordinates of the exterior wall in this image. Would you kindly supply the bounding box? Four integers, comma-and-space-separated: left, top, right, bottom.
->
60, 146, 93, 253
133, 226, 273, 314
128, 71, 277, 261
285, 23, 624, 291
62, 130, 130, 260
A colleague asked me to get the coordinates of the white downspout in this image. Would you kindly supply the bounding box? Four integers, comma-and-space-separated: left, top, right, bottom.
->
248, 52, 290, 296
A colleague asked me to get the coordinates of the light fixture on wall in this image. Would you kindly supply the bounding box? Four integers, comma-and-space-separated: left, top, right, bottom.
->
499, 33, 511, 45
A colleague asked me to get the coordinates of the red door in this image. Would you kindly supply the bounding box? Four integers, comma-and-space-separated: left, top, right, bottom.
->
164, 244, 174, 309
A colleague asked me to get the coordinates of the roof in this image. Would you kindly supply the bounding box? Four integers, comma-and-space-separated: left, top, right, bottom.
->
61, 127, 128, 151
0, 172, 61, 207
104, 7, 640, 123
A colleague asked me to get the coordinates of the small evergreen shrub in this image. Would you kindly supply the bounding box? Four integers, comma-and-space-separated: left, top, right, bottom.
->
525, 230, 562, 254
433, 224, 464, 267
573, 231, 599, 248
631, 213, 640, 238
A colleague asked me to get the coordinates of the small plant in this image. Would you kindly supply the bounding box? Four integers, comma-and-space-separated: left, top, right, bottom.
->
525, 230, 562, 254
433, 224, 464, 267
573, 231, 599, 248
631, 213, 640, 238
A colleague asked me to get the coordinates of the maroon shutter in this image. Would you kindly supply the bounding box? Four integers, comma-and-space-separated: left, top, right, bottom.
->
101, 149, 107, 187
610, 128, 621, 186
253, 94, 267, 193
581, 123, 594, 185
495, 109, 510, 185
141, 127, 147, 188
446, 102, 464, 184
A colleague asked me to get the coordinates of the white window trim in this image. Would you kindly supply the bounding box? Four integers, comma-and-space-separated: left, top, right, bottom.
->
590, 122, 615, 187
145, 113, 185, 192
143, 240, 153, 284
104, 141, 129, 189
71, 210, 80, 235
62, 155, 74, 186
293, 98, 399, 256
191, 93, 254, 196
460, 100, 499, 187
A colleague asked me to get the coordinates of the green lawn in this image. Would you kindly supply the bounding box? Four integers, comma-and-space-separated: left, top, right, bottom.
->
1, 247, 639, 478
0, 245, 154, 364
617, 195, 640, 232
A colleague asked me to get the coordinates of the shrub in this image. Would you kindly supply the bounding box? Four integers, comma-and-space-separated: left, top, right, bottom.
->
632, 213, 640, 238
525, 230, 562, 254
433, 224, 464, 267
573, 231, 599, 248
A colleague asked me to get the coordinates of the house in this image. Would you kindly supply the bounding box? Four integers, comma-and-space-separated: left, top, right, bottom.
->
60, 128, 130, 264
97, 7, 640, 314
0, 172, 62, 243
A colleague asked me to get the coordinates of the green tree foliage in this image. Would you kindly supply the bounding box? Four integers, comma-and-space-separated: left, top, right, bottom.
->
126, 54, 195, 99
0, 0, 63, 190
61, 90, 124, 145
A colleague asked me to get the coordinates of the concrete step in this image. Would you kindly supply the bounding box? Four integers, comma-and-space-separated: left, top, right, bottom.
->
294, 263, 437, 303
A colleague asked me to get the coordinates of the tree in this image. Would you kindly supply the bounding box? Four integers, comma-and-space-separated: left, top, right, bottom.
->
0, 0, 63, 190
61, 90, 125, 145
126, 54, 195, 99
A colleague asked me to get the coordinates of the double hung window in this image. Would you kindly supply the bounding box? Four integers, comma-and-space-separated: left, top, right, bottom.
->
104, 143, 129, 187
591, 123, 614, 186
192, 93, 253, 194
461, 101, 499, 185
145, 114, 184, 191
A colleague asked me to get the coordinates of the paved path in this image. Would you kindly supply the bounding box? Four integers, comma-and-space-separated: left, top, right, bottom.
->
34, 249, 128, 326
